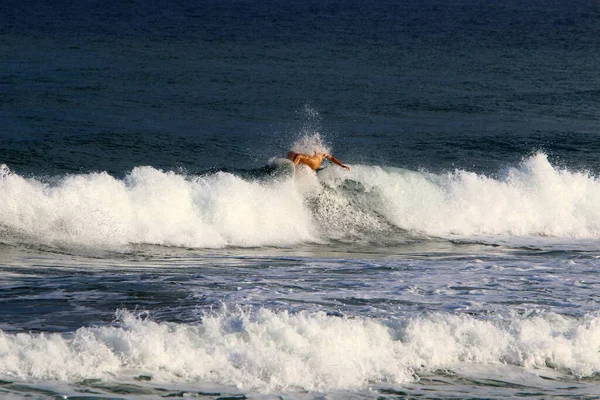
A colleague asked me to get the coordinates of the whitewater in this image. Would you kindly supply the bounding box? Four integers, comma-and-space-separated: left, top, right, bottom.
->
3, 0, 600, 396
1, 247, 600, 399
1, 152, 599, 398
1, 152, 599, 252
2, 310, 600, 390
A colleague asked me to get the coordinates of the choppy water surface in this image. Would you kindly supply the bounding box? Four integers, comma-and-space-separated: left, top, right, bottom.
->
1, 238, 600, 399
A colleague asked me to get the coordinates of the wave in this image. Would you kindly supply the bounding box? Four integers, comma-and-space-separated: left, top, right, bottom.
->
0, 309, 599, 391
355, 152, 600, 239
0, 152, 599, 250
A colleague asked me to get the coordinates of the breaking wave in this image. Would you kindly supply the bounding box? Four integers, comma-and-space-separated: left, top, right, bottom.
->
0, 152, 598, 250
1, 309, 599, 390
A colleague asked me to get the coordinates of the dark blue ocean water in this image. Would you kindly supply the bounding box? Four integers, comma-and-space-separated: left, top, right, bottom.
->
1, 1, 600, 399
2, 0, 600, 176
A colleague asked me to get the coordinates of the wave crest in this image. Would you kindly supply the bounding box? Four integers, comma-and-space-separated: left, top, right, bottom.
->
0, 153, 598, 250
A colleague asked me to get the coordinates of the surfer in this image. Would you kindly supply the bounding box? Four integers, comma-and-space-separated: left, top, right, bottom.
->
287, 151, 350, 171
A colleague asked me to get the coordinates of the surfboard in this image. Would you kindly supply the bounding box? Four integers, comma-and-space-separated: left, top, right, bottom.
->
267, 157, 295, 179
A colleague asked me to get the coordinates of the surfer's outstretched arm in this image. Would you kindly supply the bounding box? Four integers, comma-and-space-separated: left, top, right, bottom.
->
325, 154, 350, 170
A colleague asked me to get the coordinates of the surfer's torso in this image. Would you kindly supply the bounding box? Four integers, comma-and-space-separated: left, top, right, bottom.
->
287, 151, 325, 170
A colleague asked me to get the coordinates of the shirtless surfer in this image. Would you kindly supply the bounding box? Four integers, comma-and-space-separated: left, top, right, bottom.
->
287, 151, 350, 171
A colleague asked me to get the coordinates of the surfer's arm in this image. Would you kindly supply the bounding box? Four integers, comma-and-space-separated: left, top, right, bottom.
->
325, 154, 350, 170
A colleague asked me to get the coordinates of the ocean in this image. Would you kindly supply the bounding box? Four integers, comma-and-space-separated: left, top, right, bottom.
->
1, 0, 600, 398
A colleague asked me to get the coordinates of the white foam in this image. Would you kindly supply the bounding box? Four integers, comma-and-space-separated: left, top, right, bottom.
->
323, 153, 600, 240
400, 312, 600, 376
0, 310, 599, 391
0, 165, 316, 249
0, 153, 598, 250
